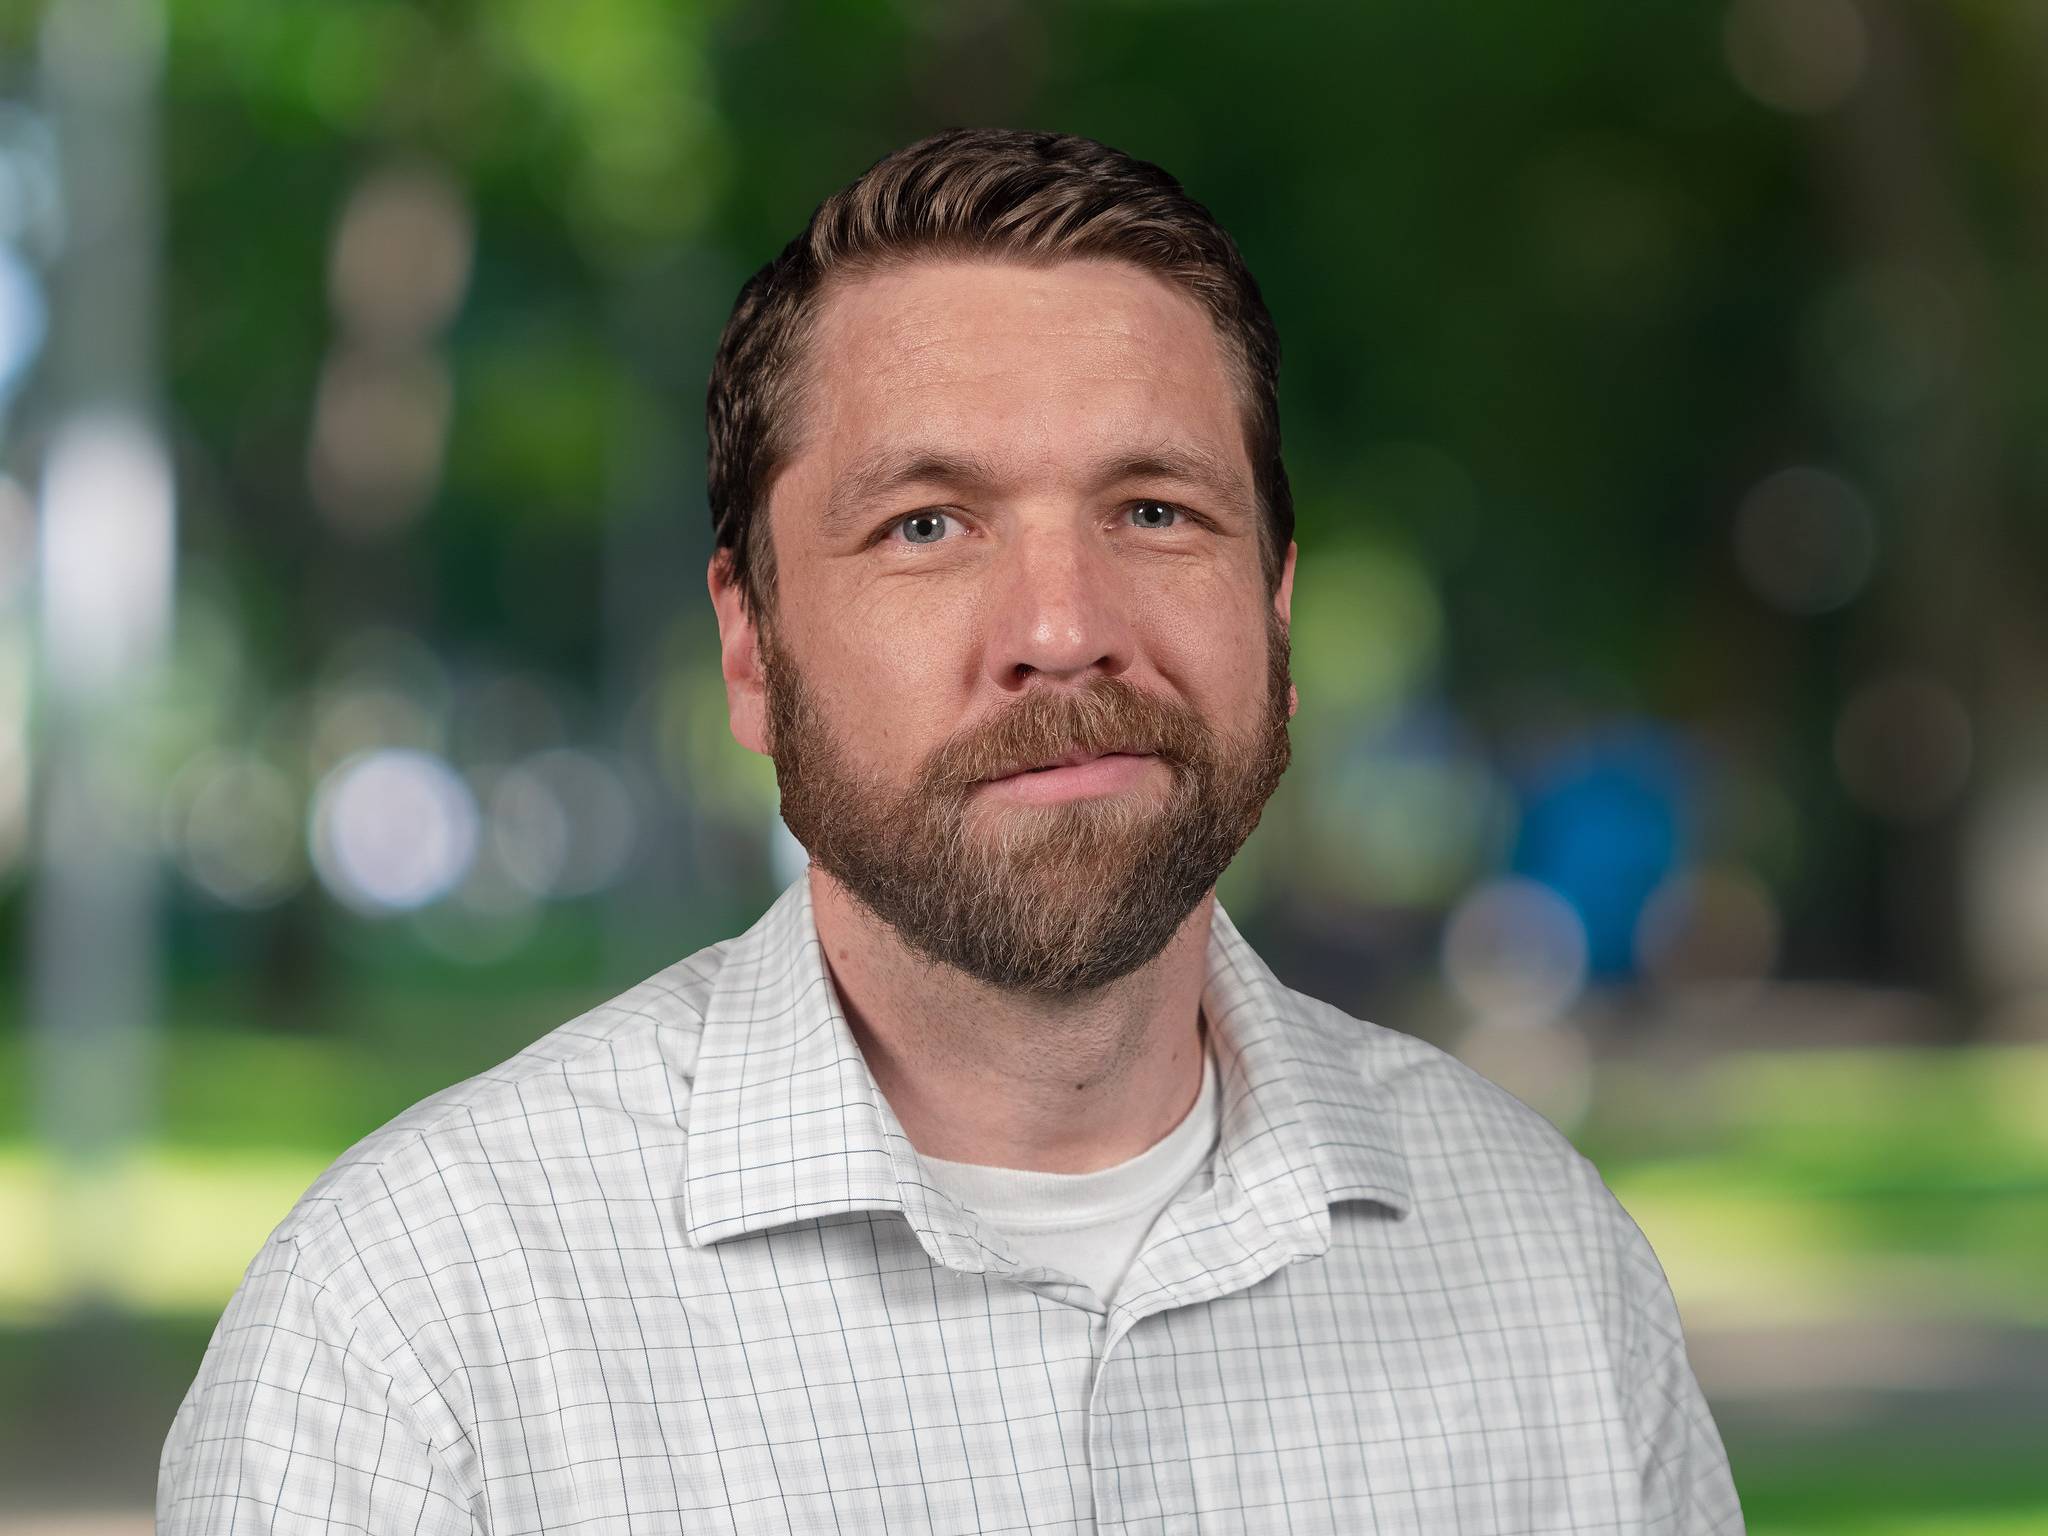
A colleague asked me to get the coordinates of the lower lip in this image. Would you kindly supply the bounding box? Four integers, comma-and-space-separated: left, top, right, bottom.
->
976, 753, 1162, 804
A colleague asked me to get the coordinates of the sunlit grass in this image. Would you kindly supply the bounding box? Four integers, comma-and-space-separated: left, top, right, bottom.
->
1707, 1044, 2048, 1181
1588, 1043, 2048, 1329
1755, 1514, 2048, 1536
0, 1147, 331, 1323
1611, 1162, 2048, 1330
1584, 1043, 2048, 1172
0, 988, 606, 1154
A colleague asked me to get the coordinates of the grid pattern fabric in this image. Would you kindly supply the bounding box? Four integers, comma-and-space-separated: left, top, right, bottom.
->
159, 875, 1744, 1534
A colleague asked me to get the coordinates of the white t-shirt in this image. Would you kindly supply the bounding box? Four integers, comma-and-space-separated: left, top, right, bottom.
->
916, 1050, 1220, 1307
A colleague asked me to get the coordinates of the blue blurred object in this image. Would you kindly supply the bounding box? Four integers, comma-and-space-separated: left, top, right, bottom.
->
1509, 724, 1692, 979
0, 241, 47, 402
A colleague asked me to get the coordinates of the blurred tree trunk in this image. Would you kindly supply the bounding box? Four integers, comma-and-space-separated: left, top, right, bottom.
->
1810, 0, 2007, 1032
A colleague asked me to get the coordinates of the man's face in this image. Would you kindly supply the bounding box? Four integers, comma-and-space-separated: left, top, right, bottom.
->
715, 257, 1297, 994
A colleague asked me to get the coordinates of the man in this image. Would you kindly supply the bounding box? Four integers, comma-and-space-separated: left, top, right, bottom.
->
161, 129, 1743, 1533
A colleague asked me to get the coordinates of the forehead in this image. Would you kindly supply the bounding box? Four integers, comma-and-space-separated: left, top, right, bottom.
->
790, 256, 1249, 477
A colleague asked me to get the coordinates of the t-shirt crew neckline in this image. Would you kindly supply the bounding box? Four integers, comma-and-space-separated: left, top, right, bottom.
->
915, 1048, 1220, 1235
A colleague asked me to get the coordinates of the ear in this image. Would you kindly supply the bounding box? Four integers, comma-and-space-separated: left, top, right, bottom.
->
1274, 539, 1299, 720
708, 548, 772, 756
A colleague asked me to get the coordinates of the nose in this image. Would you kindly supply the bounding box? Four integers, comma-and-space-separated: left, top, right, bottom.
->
982, 519, 1137, 692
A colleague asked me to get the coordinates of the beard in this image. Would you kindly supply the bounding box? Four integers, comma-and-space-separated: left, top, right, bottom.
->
760, 609, 1293, 996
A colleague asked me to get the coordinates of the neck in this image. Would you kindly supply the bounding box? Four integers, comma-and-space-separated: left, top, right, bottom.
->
808, 866, 1212, 1173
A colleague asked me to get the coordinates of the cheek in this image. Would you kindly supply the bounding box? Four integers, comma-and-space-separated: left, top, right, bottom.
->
1142, 575, 1272, 698
862, 565, 988, 657
789, 601, 971, 764
1156, 550, 1265, 625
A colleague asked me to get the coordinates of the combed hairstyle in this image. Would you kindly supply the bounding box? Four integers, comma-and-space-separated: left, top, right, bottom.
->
705, 127, 1292, 622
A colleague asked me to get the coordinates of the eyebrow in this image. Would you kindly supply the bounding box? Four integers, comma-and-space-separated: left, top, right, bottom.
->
819, 442, 1255, 538
820, 449, 1004, 538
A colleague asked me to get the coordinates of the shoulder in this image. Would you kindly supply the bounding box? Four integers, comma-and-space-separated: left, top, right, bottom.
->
169, 936, 741, 1509
1285, 987, 1676, 1345
1300, 989, 1592, 1172
264, 932, 735, 1291
1286, 988, 1638, 1257
1282, 990, 1734, 1511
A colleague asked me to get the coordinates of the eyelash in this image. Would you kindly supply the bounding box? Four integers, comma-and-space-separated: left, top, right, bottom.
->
882, 501, 1201, 546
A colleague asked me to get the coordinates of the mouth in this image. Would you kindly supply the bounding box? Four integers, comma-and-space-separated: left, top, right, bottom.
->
986, 748, 1148, 782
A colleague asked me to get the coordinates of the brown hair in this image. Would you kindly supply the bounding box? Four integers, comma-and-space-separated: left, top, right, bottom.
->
705, 127, 1291, 621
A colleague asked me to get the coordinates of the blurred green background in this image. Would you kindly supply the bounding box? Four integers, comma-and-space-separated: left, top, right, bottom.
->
3, 0, 2046, 1529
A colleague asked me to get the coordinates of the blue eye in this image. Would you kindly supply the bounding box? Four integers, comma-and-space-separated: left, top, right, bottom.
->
895, 512, 953, 545
1130, 501, 1181, 529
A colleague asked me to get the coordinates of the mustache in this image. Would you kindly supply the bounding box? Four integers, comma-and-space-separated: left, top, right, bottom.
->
923, 675, 1214, 791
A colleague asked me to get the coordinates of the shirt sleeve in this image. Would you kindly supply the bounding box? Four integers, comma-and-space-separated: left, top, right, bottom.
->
158, 1229, 478, 1535
1592, 1168, 1747, 1535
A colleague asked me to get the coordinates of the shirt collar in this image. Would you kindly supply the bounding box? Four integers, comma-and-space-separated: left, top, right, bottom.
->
680, 874, 1411, 1264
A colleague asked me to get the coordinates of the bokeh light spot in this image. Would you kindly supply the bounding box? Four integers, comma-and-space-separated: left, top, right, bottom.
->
1636, 863, 1782, 996
328, 163, 472, 348
1724, 0, 1867, 115
1443, 875, 1590, 1029
310, 748, 478, 914
1834, 671, 1971, 822
1733, 464, 1876, 615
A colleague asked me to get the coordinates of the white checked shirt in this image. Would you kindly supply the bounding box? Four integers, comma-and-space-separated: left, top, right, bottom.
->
160, 875, 1744, 1534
